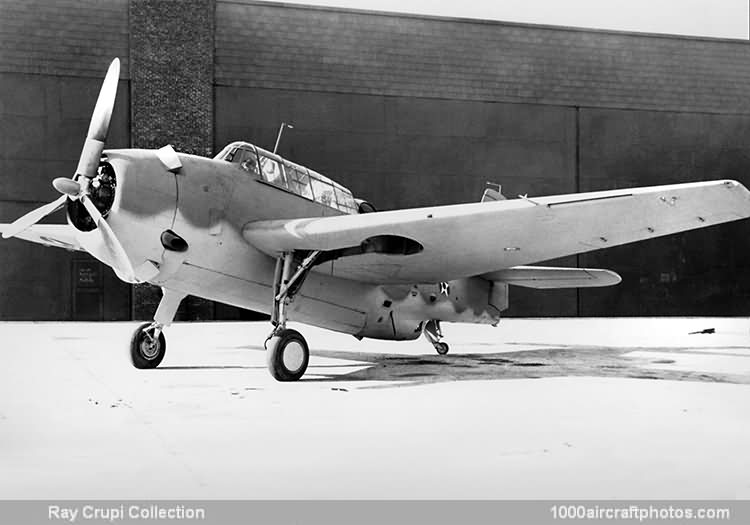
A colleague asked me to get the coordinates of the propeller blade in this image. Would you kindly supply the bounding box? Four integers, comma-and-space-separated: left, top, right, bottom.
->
52, 177, 82, 197
80, 195, 135, 280
88, 58, 120, 143
1, 195, 67, 239
79, 192, 103, 223
76, 58, 120, 179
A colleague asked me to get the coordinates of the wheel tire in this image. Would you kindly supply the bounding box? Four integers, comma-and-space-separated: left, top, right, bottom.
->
435, 342, 450, 355
267, 328, 309, 382
130, 322, 166, 369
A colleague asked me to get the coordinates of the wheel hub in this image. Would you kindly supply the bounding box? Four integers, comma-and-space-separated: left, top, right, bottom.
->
282, 341, 305, 372
139, 335, 160, 359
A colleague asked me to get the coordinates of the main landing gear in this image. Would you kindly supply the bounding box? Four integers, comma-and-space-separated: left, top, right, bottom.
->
129, 288, 185, 369
130, 322, 166, 368
266, 328, 309, 382
265, 251, 320, 381
424, 319, 449, 355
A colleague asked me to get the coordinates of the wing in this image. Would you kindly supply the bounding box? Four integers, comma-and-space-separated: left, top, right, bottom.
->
243, 179, 750, 284
482, 266, 621, 289
0, 224, 84, 252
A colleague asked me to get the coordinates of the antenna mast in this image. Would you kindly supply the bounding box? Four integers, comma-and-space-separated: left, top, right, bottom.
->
273, 122, 294, 154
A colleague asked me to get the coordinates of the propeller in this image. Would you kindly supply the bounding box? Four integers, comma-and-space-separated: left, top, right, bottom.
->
2, 58, 135, 280
1, 195, 67, 239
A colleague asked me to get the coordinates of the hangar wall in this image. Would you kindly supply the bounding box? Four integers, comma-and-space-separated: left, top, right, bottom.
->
215, 1, 750, 317
0, 0, 131, 320
1, 0, 750, 319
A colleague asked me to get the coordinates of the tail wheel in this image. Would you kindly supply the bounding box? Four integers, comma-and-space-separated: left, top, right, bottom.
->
130, 322, 166, 369
267, 328, 309, 381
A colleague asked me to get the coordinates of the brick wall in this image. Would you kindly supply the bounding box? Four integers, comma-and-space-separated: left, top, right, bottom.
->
0, 0, 129, 77
129, 0, 216, 320
129, 0, 215, 155
216, 1, 750, 115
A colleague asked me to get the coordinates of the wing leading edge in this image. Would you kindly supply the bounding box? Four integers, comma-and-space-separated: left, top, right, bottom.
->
243, 179, 750, 284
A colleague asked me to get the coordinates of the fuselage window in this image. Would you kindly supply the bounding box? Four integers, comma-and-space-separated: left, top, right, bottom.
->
260, 156, 287, 188
234, 148, 260, 176
334, 186, 357, 213
286, 164, 314, 199
309, 173, 336, 208
215, 144, 236, 161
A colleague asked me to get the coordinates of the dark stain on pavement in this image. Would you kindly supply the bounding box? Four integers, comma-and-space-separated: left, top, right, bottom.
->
300, 344, 750, 389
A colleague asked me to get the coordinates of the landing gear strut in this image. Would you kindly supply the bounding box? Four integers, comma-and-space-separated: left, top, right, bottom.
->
424, 319, 449, 355
129, 288, 185, 369
265, 251, 320, 381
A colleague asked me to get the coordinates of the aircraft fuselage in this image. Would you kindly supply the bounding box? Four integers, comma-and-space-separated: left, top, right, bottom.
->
94, 148, 506, 340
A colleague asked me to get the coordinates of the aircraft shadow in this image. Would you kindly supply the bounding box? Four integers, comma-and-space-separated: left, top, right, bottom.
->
159, 365, 264, 370
301, 344, 750, 389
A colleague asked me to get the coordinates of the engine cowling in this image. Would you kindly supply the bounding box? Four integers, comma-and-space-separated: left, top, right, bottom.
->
69, 149, 179, 282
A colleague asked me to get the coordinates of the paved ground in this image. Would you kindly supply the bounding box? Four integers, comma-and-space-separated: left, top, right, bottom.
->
1, 318, 749, 499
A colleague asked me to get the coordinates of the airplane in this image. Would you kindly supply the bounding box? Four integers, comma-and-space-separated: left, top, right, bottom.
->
2, 58, 750, 381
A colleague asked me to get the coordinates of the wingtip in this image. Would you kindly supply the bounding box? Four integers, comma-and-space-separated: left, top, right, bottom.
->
603, 269, 623, 286
582, 268, 622, 287
713, 179, 750, 193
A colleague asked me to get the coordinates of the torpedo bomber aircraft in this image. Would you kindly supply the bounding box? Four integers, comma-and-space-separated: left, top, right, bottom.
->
3, 59, 750, 381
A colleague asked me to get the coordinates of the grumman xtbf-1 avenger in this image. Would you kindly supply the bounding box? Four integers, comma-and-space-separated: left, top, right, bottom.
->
3, 59, 750, 381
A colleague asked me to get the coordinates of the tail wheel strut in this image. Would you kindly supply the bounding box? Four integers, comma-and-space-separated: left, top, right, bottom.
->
424, 319, 449, 355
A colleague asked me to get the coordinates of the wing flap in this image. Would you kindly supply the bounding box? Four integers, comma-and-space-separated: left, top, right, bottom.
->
243, 179, 750, 284
481, 266, 622, 289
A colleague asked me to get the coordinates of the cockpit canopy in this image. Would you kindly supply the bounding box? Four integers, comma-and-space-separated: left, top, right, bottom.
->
215, 141, 358, 214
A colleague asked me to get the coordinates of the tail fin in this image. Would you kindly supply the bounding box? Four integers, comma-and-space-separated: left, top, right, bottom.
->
481, 182, 506, 202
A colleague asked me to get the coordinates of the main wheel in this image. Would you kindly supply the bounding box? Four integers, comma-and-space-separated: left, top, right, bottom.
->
130, 322, 166, 369
267, 328, 309, 381
435, 342, 449, 355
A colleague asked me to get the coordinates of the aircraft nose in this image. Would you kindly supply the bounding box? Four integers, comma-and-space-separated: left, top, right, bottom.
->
84, 151, 180, 283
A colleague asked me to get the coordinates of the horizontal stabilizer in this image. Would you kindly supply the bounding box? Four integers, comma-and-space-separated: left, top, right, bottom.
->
481, 266, 621, 289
